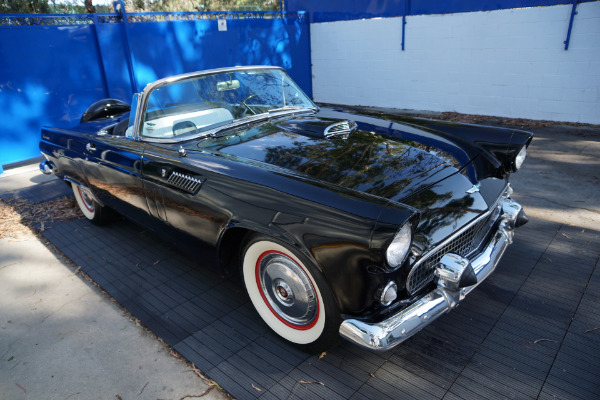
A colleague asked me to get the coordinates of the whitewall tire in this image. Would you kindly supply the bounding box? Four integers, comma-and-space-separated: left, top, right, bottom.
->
71, 182, 113, 225
242, 235, 340, 351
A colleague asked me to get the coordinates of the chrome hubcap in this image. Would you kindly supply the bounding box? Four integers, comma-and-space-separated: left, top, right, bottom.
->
78, 186, 95, 212
258, 252, 317, 327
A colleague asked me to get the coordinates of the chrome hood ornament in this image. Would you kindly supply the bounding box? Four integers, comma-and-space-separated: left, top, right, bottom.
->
466, 183, 481, 194
324, 120, 357, 140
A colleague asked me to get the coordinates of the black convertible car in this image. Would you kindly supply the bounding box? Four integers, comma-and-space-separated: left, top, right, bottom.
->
40, 66, 531, 352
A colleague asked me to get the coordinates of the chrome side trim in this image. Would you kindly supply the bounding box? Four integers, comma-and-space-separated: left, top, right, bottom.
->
339, 198, 523, 351
167, 171, 203, 194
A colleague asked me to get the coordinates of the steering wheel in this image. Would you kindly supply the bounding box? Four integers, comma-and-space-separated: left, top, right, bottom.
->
240, 94, 262, 116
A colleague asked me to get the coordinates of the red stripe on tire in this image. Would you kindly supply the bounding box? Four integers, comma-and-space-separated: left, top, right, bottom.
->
255, 250, 320, 331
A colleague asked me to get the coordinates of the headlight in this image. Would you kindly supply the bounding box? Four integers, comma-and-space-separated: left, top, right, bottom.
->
514, 146, 527, 170
386, 222, 412, 268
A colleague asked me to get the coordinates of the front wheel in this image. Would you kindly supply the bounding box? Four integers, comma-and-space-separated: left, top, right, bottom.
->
71, 183, 113, 225
241, 234, 341, 353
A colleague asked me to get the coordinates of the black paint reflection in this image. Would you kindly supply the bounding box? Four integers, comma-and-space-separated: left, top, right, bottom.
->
209, 122, 461, 202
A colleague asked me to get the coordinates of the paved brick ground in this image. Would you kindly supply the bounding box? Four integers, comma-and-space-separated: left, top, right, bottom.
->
32, 182, 600, 400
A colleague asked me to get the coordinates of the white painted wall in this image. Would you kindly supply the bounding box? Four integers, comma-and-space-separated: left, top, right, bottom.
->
310, 2, 600, 124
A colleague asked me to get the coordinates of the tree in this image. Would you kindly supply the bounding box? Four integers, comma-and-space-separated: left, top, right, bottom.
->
0, 0, 282, 13
123, 0, 281, 12
0, 0, 52, 13
84, 0, 96, 13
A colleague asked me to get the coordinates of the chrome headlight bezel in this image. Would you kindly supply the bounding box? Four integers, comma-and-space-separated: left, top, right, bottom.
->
378, 281, 398, 306
514, 146, 527, 171
385, 222, 412, 269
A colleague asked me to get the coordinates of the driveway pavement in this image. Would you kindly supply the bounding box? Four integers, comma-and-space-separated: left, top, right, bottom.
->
0, 168, 226, 399
509, 124, 600, 230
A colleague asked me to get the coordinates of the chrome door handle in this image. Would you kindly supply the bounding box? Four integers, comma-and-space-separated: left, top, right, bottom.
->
86, 143, 96, 152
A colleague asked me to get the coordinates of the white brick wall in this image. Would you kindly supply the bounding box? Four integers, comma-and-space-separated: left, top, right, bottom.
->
310, 2, 600, 124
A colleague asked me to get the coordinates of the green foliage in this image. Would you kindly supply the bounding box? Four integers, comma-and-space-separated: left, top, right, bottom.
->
0, 0, 282, 14
124, 0, 281, 12
0, 0, 51, 13
0, 0, 112, 14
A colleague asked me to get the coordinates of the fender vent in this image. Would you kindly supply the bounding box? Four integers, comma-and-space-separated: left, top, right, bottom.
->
324, 120, 357, 140
167, 171, 203, 194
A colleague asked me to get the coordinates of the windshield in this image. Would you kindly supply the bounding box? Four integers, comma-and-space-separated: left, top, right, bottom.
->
141, 68, 315, 140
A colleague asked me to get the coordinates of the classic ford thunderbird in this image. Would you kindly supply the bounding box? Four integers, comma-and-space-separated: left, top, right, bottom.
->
40, 66, 531, 352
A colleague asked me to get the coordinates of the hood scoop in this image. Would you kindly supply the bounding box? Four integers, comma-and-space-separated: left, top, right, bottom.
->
277, 117, 357, 140
324, 120, 357, 140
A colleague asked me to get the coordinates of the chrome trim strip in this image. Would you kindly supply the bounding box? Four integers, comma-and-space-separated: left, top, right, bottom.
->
339, 198, 522, 351
167, 171, 202, 193
143, 66, 284, 95
131, 92, 142, 141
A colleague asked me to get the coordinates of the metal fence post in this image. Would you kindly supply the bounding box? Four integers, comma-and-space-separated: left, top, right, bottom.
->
401, 0, 408, 51
113, 0, 138, 94
564, 0, 579, 50
91, 14, 110, 97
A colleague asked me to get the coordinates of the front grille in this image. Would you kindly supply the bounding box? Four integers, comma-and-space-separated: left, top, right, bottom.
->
406, 208, 500, 295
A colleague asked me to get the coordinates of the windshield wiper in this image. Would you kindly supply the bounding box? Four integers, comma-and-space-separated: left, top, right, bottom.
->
205, 114, 269, 138
199, 107, 317, 139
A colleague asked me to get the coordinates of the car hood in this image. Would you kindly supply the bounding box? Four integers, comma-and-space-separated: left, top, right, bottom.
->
198, 111, 476, 204
186, 107, 523, 250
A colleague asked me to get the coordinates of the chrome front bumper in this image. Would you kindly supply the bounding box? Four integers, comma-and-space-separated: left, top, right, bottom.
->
339, 198, 525, 351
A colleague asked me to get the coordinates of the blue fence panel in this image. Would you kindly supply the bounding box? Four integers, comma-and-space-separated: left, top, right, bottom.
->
0, 18, 107, 168
287, 0, 595, 22
0, 11, 311, 169
123, 14, 312, 96
94, 17, 135, 101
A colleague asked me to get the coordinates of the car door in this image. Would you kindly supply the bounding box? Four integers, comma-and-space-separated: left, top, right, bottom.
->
80, 132, 150, 224
140, 143, 229, 252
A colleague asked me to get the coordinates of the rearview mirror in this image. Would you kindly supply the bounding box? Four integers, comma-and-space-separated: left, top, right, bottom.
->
217, 79, 240, 91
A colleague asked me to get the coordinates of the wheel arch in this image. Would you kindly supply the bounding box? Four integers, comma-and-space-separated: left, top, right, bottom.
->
215, 221, 315, 274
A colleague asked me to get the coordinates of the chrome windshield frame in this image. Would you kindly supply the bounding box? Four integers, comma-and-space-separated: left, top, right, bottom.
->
131, 66, 315, 143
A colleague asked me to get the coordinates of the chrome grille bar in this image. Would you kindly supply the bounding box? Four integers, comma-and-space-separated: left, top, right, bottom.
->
406, 190, 506, 295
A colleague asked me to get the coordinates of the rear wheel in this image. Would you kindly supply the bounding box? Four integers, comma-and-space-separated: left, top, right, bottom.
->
71, 183, 113, 225
241, 234, 341, 352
